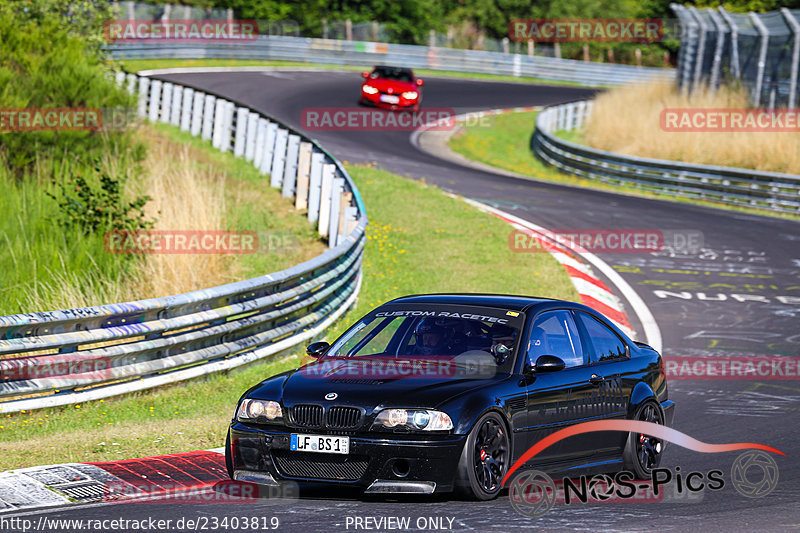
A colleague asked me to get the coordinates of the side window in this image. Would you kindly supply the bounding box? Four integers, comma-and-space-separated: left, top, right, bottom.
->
576, 312, 628, 362
527, 311, 585, 368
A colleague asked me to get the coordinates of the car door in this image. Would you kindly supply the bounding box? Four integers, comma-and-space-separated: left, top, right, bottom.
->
573, 310, 632, 454
522, 309, 595, 464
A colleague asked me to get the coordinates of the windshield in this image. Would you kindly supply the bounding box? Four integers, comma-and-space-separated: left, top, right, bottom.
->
326, 306, 523, 373
370, 66, 413, 82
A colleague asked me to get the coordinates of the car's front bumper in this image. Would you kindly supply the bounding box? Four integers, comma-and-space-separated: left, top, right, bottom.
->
360, 92, 419, 110
229, 423, 466, 493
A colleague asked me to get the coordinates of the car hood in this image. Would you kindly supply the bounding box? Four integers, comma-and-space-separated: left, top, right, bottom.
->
362, 77, 418, 93
246, 357, 507, 411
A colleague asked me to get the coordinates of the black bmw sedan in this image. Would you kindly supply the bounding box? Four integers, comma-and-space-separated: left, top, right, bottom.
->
226, 294, 675, 500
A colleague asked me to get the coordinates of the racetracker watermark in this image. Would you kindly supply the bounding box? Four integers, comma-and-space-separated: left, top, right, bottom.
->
299, 355, 498, 380
104, 230, 262, 254
0, 107, 139, 133
104, 20, 258, 42
665, 356, 800, 380
301, 108, 456, 131
0, 356, 113, 381
661, 108, 800, 132
509, 229, 704, 254
104, 479, 298, 505
509, 18, 663, 42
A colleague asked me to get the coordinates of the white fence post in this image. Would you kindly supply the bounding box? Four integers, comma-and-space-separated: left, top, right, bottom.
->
295, 142, 312, 211
317, 163, 335, 237
270, 129, 288, 187
328, 178, 344, 247
201, 96, 216, 141
160, 82, 172, 123
282, 134, 301, 198
115, 71, 125, 86
308, 152, 324, 223
212, 98, 226, 148
220, 101, 234, 152
148, 79, 162, 122
245, 112, 258, 162
170, 85, 182, 126
234, 107, 249, 157
180, 88, 194, 131
127, 74, 138, 97
253, 118, 268, 167
259, 122, 278, 175
137, 77, 150, 118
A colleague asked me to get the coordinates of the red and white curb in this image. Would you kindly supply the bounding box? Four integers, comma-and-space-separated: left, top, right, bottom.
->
460, 197, 662, 350
0, 449, 227, 513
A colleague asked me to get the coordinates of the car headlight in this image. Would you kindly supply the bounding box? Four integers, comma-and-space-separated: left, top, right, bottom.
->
237, 399, 283, 423
371, 409, 453, 431
362, 84, 379, 95
401, 91, 418, 100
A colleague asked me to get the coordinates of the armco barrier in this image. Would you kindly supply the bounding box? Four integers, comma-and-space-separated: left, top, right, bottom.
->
532, 101, 800, 213
105, 35, 673, 87
0, 71, 366, 413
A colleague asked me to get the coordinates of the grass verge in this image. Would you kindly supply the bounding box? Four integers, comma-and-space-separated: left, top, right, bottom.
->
118, 58, 604, 88
448, 110, 800, 221
1, 161, 577, 470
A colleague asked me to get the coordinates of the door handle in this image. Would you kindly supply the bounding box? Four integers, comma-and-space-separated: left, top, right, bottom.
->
590, 373, 605, 384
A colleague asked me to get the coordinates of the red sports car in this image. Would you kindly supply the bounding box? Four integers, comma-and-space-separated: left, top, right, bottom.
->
360, 65, 424, 111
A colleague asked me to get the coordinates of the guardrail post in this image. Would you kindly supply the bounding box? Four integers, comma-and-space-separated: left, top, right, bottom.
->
296, 142, 313, 211
328, 178, 344, 247
318, 164, 335, 237
170, 85, 182, 126
260, 122, 278, 175
234, 107, 249, 157
781, 7, 800, 108
750, 12, 769, 106
180, 87, 193, 131
148, 79, 162, 122
565, 105, 575, 131
282, 134, 301, 198
202, 95, 215, 141
271, 129, 288, 187
220, 101, 235, 152
115, 71, 126, 87
212, 98, 226, 148
137, 76, 149, 118
160, 82, 173, 123
254, 117, 268, 167
245, 112, 258, 162
512, 54, 521, 77
308, 152, 324, 223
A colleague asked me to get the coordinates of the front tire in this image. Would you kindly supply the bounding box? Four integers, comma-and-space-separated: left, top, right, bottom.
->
623, 401, 665, 479
455, 411, 510, 500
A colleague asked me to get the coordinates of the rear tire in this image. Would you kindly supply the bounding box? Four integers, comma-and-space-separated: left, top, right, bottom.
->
623, 401, 665, 479
455, 411, 510, 500
225, 431, 234, 480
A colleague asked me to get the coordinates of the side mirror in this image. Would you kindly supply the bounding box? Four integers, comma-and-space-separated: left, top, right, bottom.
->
362, 72, 369, 78
306, 341, 330, 358
415, 78, 424, 86
533, 355, 565, 373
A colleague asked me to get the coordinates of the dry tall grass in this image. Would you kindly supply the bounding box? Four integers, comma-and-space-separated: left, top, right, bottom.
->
583, 80, 800, 175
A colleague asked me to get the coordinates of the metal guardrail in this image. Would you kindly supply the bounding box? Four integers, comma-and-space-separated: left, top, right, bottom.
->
0, 71, 367, 413
532, 101, 800, 213
105, 35, 674, 87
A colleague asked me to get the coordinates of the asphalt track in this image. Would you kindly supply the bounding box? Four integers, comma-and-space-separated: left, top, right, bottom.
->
13, 70, 800, 532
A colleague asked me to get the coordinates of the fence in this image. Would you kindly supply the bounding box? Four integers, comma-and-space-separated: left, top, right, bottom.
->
0, 71, 367, 413
672, 4, 800, 107
532, 101, 800, 213
106, 36, 673, 87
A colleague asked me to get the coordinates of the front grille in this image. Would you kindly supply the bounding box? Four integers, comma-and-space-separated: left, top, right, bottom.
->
271, 449, 369, 481
326, 406, 362, 430
290, 405, 323, 428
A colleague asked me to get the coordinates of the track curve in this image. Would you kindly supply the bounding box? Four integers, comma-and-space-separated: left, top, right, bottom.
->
16, 69, 798, 531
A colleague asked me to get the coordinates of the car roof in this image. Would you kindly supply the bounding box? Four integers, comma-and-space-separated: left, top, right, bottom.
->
382, 293, 557, 312
373, 65, 413, 73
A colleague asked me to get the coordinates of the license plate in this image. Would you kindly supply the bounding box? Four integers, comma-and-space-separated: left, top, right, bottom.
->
379, 94, 400, 104
290, 434, 349, 454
